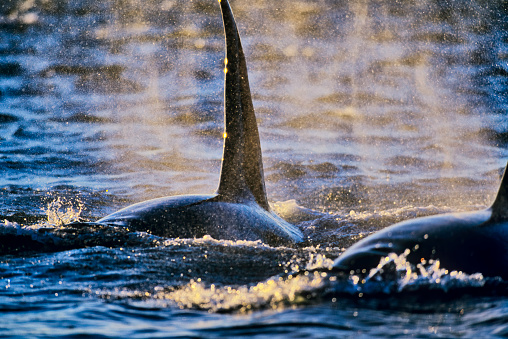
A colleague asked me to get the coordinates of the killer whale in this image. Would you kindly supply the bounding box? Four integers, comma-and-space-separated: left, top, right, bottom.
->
332, 162, 508, 280
94, 0, 303, 246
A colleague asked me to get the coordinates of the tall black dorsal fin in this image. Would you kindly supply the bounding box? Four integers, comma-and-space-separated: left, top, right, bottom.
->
490, 161, 508, 220
216, 0, 270, 210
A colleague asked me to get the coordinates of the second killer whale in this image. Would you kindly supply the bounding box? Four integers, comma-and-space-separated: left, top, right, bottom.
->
331, 163, 508, 280
91, 0, 303, 246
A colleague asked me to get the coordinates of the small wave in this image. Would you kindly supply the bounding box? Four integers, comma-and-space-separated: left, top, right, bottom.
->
149, 271, 329, 313
0, 220, 160, 254
135, 250, 505, 313
161, 235, 275, 250
336, 250, 489, 296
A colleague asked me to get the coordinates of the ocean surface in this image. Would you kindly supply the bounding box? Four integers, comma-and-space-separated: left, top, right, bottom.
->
1, 0, 508, 337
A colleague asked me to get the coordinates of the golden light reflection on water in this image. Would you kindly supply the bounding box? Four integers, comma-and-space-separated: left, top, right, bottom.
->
158, 271, 327, 312
143, 247, 487, 312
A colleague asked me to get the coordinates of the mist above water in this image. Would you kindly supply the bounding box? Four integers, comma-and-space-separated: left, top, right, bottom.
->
1, 1, 506, 213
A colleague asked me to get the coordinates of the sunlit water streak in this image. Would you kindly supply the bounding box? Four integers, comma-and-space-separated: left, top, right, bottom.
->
1, 0, 508, 337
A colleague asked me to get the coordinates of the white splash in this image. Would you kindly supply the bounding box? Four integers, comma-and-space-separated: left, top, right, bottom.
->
43, 197, 84, 227
161, 235, 273, 249
348, 250, 486, 295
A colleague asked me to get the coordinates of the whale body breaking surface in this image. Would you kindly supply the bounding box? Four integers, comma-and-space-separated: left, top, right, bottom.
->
91, 0, 303, 246
332, 163, 508, 280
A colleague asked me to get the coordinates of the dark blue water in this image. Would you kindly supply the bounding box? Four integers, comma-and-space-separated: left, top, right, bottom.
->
1, 0, 508, 337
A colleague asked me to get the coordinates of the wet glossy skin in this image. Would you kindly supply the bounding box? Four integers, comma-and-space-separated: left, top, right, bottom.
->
99, 194, 302, 246
333, 208, 508, 279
